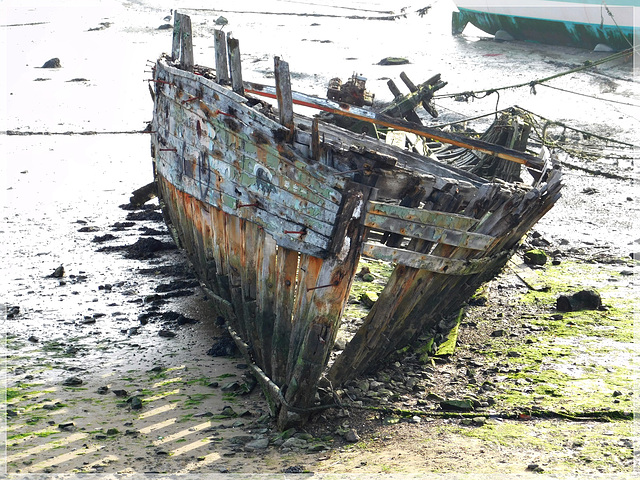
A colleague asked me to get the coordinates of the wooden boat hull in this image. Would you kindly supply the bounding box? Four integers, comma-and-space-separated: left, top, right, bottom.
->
452, 0, 637, 50
150, 13, 563, 429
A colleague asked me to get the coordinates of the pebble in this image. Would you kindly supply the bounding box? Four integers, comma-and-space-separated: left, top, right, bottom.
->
62, 376, 83, 386
344, 429, 360, 442
244, 438, 269, 451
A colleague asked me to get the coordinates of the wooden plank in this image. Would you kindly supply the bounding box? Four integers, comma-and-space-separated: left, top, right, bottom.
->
274, 56, 294, 142
244, 81, 545, 170
270, 247, 299, 386
364, 213, 495, 250
278, 182, 371, 429
255, 234, 278, 378
171, 12, 183, 61
368, 201, 478, 231
179, 14, 194, 72
361, 243, 507, 275
227, 34, 244, 95
213, 29, 230, 85
311, 117, 320, 162
155, 89, 343, 216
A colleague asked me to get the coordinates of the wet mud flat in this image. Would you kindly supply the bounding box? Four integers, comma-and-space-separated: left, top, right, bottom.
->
2, 0, 639, 477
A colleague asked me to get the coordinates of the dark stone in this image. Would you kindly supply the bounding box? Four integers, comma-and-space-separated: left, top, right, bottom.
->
48, 265, 65, 278
78, 226, 100, 232
158, 329, 176, 338
62, 376, 83, 386
557, 289, 602, 312
112, 389, 128, 397
207, 336, 238, 357
283, 465, 305, 474
28, 335, 39, 343
7, 306, 20, 318
220, 405, 237, 417
129, 396, 143, 410
92, 234, 117, 243
58, 422, 75, 431
524, 249, 547, 266
378, 57, 409, 66
440, 399, 474, 411
42, 58, 61, 68
97, 386, 109, 395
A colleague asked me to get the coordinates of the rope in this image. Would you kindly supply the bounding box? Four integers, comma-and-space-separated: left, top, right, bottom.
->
538, 82, 640, 108
434, 47, 637, 102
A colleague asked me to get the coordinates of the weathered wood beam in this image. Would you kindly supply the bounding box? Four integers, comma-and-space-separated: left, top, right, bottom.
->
227, 34, 243, 95
274, 57, 294, 142
243, 82, 546, 170
214, 29, 230, 85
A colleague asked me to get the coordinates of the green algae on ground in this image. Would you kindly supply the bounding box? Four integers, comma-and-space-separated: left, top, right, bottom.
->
471, 258, 636, 420
451, 418, 633, 473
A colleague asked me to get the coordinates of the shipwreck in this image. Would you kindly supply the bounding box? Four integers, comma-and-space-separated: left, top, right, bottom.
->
149, 13, 562, 429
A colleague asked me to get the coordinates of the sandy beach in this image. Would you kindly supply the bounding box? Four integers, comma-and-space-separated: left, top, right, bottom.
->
2, 0, 638, 477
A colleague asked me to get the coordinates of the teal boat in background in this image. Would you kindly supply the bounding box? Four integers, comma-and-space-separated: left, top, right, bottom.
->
452, 0, 637, 50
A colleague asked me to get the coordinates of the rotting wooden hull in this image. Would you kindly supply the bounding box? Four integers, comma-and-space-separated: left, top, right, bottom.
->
150, 13, 563, 429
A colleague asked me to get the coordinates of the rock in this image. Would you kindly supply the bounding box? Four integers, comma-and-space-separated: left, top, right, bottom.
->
42, 58, 61, 68
378, 57, 409, 66
612, 390, 623, 397
359, 291, 378, 307
106, 428, 119, 435
7, 305, 20, 318
344, 429, 360, 443
112, 389, 128, 397
62, 376, 83, 386
440, 399, 474, 411
220, 405, 237, 417
28, 335, 39, 343
58, 422, 75, 431
96, 386, 109, 395
426, 392, 445, 402
48, 265, 65, 278
490, 329, 505, 337
221, 381, 241, 393
282, 437, 308, 449
361, 273, 375, 282
158, 329, 176, 338
283, 465, 305, 474
527, 464, 544, 472
129, 396, 143, 410
244, 438, 269, 451
557, 289, 602, 312
507, 351, 522, 358
524, 249, 547, 266
471, 416, 487, 426
410, 416, 421, 424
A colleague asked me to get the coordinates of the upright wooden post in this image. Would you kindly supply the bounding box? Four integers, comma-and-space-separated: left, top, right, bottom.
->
171, 12, 193, 72
180, 14, 194, 72
274, 56, 294, 143
227, 33, 244, 95
171, 12, 183, 61
214, 29, 230, 85
311, 117, 320, 161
